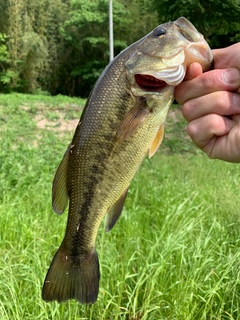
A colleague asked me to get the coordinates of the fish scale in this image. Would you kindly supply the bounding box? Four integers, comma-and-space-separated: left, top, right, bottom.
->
42, 17, 213, 304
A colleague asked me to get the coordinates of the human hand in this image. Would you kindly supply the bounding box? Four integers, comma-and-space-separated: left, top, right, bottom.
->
175, 43, 240, 162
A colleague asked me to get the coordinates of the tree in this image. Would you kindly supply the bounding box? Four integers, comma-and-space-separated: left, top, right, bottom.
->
0, 0, 68, 93
60, 0, 125, 96
0, 33, 11, 92
31, 0, 69, 93
59, 0, 159, 97
0, 0, 161, 96
152, 0, 240, 48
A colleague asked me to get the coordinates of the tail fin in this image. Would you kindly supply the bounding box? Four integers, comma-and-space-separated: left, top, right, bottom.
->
42, 247, 100, 304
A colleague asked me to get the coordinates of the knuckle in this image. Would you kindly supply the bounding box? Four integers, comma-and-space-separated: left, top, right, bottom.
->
201, 73, 216, 89
213, 91, 231, 111
187, 121, 198, 138
209, 114, 224, 131
175, 84, 186, 104
182, 100, 195, 121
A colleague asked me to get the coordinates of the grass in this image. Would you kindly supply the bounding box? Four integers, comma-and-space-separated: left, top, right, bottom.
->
0, 93, 240, 319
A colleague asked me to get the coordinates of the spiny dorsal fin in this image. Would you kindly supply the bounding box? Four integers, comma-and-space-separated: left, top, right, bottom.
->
52, 146, 70, 214
105, 188, 128, 232
117, 98, 148, 141
149, 125, 164, 158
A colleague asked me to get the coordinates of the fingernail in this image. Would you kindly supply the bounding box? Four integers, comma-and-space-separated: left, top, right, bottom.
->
233, 93, 240, 107
223, 68, 240, 84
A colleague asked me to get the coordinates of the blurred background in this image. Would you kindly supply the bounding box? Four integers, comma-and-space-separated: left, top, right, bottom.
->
0, 0, 239, 97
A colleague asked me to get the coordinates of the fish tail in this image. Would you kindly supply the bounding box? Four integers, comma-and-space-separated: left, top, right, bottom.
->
42, 246, 100, 304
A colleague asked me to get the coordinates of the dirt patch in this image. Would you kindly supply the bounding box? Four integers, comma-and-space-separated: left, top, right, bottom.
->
35, 111, 79, 134
32, 104, 192, 153
34, 107, 181, 132
167, 108, 179, 122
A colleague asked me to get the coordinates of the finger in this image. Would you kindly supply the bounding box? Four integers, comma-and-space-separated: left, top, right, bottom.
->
184, 62, 203, 80
213, 44, 240, 69
200, 114, 240, 162
175, 63, 202, 103
213, 45, 240, 94
182, 91, 240, 122
175, 68, 240, 105
187, 114, 235, 150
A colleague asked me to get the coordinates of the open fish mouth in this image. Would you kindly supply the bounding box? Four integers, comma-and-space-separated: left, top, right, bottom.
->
134, 74, 167, 91
134, 63, 185, 92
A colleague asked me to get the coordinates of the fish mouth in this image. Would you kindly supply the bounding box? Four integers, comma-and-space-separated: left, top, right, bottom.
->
134, 74, 167, 92
134, 63, 185, 92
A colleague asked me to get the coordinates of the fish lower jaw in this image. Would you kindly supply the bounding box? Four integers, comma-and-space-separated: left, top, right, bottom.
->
149, 65, 186, 86
133, 64, 186, 92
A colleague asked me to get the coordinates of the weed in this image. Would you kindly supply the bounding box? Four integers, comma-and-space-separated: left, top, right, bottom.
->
0, 94, 239, 319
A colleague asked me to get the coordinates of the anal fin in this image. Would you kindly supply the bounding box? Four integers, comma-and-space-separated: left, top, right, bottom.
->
105, 188, 128, 232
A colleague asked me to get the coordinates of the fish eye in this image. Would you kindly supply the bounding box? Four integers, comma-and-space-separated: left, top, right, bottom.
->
153, 27, 166, 37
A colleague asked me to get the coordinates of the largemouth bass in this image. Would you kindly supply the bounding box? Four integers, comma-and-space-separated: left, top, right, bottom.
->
42, 17, 213, 304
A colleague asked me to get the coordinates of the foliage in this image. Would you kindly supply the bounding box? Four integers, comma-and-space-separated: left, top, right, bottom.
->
0, 0, 69, 93
59, 0, 110, 96
0, 34, 9, 63
0, 0, 240, 95
152, 0, 240, 48
0, 0, 159, 96
0, 33, 11, 91
59, 0, 158, 97
0, 94, 240, 319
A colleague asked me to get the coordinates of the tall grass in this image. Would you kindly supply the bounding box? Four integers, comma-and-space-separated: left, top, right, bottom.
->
0, 94, 239, 319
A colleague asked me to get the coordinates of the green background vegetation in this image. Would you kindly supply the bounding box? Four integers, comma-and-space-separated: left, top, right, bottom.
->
0, 0, 240, 97
1, 1, 240, 319
0, 94, 240, 319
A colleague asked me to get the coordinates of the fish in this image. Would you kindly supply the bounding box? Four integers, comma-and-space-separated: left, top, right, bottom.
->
42, 17, 213, 304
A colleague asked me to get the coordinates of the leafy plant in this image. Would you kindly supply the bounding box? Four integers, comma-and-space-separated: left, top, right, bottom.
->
152, 0, 240, 47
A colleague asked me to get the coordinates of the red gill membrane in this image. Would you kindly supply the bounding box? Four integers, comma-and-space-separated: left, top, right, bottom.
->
134, 74, 167, 91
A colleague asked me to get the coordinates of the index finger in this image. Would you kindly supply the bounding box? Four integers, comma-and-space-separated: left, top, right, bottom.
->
213, 44, 240, 69
175, 68, 240, 105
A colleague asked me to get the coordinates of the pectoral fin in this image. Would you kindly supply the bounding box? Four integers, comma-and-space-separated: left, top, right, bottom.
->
117, 98, 149, 140
52, 146, 70, 214
149, 125, 164, 158
105, 188, 128, 232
